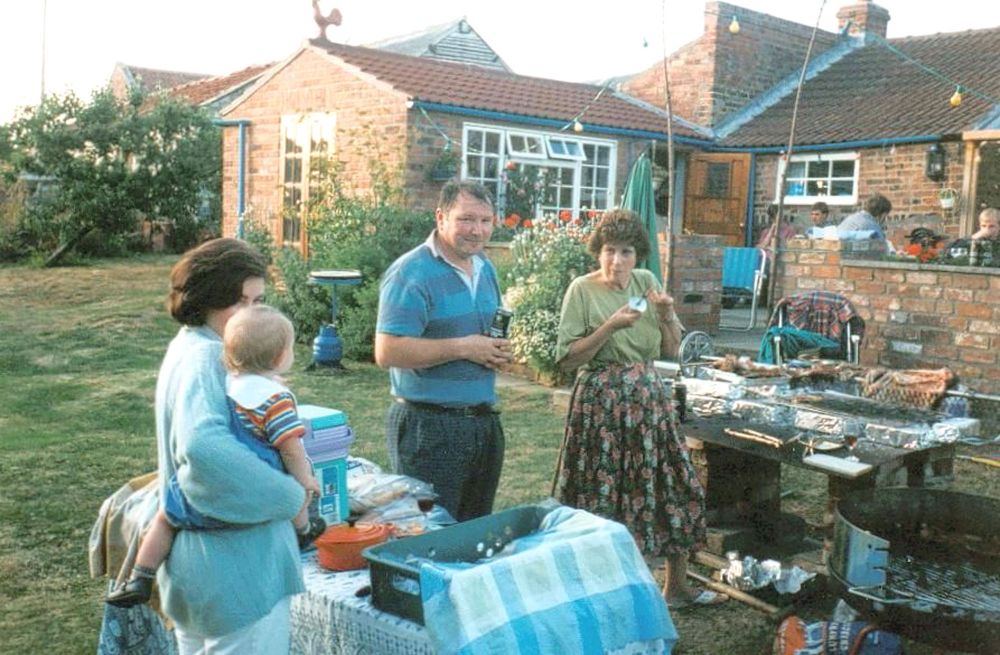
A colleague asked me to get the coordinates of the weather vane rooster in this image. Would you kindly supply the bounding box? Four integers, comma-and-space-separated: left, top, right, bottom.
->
312, 0, 343, 41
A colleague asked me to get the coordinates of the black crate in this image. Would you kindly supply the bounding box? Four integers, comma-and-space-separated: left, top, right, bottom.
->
363, 501, 558, 624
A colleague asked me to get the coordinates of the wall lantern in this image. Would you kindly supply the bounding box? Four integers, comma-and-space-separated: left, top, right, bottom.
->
925, 143, 946, 181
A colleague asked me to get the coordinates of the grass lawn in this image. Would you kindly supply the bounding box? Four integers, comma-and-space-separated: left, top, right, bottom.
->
1, 256, 996, 655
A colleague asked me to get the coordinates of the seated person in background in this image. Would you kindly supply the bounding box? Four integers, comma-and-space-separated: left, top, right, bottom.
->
970, 207, 1000, 242
756, 203, 797, 248
837, 193, 891, 239
809, 201, 833, 228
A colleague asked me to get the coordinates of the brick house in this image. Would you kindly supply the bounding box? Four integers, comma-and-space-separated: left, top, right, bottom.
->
216, 38, 710, 249
109, 63, 210, 102
624, 0, 1000, 245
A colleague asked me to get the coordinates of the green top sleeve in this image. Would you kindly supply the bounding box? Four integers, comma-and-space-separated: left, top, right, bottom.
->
555, 268, 664, 368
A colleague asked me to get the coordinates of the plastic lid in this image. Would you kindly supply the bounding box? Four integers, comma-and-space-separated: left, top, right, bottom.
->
317, 522, 391, 545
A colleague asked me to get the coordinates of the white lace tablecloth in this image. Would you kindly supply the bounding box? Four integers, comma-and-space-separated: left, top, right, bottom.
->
290, 552, 434, 655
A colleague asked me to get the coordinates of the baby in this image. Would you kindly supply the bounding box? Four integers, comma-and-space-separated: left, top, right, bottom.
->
107, 305, 324, 608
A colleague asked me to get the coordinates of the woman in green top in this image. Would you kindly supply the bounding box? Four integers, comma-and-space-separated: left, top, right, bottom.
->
555, 210, 720, 608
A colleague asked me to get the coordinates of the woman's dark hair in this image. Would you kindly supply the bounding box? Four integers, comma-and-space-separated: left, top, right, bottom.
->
167, 238, 268, 326
587, 209, 651, 260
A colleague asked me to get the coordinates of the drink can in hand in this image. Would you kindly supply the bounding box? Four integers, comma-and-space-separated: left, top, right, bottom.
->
488, 308, 513, 339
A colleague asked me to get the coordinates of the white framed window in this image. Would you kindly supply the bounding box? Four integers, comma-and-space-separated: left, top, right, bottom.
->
580, 143, 614, 211
280, 112, 336, 247
461, 122, 616, 218
506, 132, 546, 158
463, 125, 503, 200
545, 136, 586, 161
777, 151, 858, 205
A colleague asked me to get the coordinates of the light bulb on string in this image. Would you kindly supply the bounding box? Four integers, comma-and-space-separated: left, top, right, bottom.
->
573, 119, 584, 133
729, 16, 740, 34
949, 86, 963, 107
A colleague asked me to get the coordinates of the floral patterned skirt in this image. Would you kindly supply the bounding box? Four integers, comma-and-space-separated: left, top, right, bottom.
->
556, 361, 706, 557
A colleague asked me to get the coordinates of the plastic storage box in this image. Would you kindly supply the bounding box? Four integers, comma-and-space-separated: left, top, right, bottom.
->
300, 405, 354, 525
363, 501, 558, 624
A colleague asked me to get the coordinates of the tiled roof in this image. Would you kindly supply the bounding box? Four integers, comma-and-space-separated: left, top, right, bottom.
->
721, 28, 1000, 148
170, 64, 273, 106
368, 18, 510, 72
123, 64, 209, 94
311, 40, 706, 140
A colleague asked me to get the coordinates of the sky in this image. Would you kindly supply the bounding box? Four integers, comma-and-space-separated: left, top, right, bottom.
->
3, 0, 999, 124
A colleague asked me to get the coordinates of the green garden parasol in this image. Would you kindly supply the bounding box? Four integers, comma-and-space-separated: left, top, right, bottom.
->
619, 151, 661, 280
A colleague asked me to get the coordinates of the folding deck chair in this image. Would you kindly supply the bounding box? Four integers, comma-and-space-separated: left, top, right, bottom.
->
764, 290, 864, 365
720, 247, 769, 331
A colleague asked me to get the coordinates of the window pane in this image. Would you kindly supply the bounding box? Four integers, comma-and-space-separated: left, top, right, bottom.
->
784, 181, 806, 196
706, 162, 730, 198
509, 135, 525, 152
786, 161, 806, 177
484, 157, 498, 179
550, 140, 566, 156
485, 132, 500, 153
593, 190, 608, 209
468, 131, 483, 153
807, 181, 827, 196
596, 169, 608, 188
807, 160, 829, 177
830, 180, 854, 196
582, 168, 594, 186
832, 160, 855, 177
566, 142, 583, 157
467, 156, 481, 177
596, 146, 610, 166
285, 133, 301, 155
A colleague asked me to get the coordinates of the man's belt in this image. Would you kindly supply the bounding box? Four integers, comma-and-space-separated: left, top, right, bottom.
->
395, 398, 498, 416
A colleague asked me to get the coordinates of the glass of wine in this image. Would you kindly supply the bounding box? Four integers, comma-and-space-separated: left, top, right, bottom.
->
844, 434, 860, 462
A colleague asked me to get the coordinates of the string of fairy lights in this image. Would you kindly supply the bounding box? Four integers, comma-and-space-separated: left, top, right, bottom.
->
415, 4, 999, 154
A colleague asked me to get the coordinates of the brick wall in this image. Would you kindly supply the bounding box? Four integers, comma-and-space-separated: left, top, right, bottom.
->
622, 2, 838, 127
220, 47, 409, 241
752, 141, 967, 242
220, 46, 646, 240
778, 239, 1000, 393
662, 234, 724, 334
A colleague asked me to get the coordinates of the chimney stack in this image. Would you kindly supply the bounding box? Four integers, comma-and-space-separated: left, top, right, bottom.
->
837, 1, 890, 38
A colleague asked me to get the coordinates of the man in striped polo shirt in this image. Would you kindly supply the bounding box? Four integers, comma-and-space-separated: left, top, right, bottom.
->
375, 180, 512, 522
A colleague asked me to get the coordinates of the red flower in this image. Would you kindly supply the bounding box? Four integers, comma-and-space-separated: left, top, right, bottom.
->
522, 219, 534, 229
559, 209, 572, 222
586, 209, 598, 220
904, 243, 923, 257
504, 213, 521, 228
505, 160, 517, 171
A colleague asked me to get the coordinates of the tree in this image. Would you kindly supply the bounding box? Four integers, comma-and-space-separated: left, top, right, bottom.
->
1, 87, 219, 265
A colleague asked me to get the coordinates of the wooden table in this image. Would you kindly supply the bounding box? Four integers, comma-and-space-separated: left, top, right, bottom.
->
679, 415, 955, 560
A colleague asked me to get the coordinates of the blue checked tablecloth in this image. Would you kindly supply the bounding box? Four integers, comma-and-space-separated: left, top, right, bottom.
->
419, 507, 677, 655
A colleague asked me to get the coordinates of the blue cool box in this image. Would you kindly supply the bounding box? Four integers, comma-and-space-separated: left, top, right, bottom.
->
298, 404, 347, 430
299, 404, 353, 525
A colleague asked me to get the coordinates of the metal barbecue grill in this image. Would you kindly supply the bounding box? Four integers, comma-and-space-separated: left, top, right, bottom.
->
830, 488, 1000, 653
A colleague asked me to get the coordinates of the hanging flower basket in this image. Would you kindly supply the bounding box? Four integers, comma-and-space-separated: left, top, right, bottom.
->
428, 151, 460, 182
938, 188, 959, 210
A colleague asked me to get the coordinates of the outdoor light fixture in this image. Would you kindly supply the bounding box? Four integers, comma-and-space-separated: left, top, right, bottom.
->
573, 119, 584, 133
950, 86, 963, 107
925, 143, 946, 181
729, 15, 740, 34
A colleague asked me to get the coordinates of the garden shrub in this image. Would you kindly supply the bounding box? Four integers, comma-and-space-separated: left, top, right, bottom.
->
504, 214, 596, 378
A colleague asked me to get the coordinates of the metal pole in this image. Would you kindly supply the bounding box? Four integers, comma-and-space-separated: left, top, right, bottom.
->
40, 0, 47, 103
767, 1, 828, 307
661, 0, 676, 290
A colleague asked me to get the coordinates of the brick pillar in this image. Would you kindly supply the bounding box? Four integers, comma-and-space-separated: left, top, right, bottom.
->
662, 233, 724, 334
